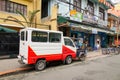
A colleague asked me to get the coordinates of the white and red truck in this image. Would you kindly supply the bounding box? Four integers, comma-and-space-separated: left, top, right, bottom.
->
18, 28, 86, 71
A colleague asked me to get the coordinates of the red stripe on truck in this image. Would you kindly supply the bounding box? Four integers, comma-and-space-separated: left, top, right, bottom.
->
28, 46, 76, 64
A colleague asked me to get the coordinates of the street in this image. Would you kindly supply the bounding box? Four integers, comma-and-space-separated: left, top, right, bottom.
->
0, 54, 120, 80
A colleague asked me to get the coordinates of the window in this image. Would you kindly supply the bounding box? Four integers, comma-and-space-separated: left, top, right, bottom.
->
49, 33, 61, 43
9, 2, 14, 12
87, 0, 94, 16
0, 0, 27, 15
73, 0, 81, 12
32, 31, 48, 42
41, 0, 48, 18
0, 0, 6, 11
99, 7, 104, 20
64, 38, 74, 47
26, 31, 28, 41
21, 31, 24, 41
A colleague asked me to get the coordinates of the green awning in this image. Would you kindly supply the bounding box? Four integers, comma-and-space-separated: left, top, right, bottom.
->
57, 16, 67, 24
0, 26, 17, 33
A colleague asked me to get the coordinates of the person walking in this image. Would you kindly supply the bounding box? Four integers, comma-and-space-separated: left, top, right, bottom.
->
82, 41, 88, 54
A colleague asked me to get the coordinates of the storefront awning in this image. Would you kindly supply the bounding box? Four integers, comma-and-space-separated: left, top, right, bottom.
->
57, 16, 67, 24
69, 22, 115, 35
0, 26, 17, 33
93, 28, 115, 35
58, 16, 115, 35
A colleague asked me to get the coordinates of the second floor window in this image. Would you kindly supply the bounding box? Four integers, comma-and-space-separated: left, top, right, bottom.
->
73, 0, 81, 12
99, 7, 105, 20
0, 0, 27, 15
41, 0, 48, 18
87, 0, 94, 16
113, 20, 117, 27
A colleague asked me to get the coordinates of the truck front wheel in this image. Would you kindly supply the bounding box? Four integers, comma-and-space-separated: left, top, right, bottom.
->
65, 56, 72, 64
35, 60, 46, 71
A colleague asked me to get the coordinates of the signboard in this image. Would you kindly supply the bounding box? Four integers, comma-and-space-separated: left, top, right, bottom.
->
92, 29, 98, 34
70, 10, 83, 22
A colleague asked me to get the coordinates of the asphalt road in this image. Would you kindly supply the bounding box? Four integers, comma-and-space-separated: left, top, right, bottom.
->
1, 54, 120, 80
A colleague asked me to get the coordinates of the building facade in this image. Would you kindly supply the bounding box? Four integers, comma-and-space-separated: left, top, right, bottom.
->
54, 0, 114, 50
108, 13, 120, 46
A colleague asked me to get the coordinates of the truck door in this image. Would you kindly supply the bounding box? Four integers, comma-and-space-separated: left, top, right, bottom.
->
63, 37, 76, 54
19, 30, 28, 58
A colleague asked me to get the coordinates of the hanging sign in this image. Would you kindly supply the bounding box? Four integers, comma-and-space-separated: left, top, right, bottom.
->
92, 29, 98, 34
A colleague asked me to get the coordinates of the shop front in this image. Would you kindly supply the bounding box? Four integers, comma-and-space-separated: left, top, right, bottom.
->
58, 16, 115, 51
0, 26, 19, 58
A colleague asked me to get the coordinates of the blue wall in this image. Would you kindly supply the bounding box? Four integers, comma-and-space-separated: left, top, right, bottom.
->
98, 32, 107, 48
89, 34, 95, 49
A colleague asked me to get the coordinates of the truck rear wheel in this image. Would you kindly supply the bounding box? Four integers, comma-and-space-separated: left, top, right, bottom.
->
35, 60, 46, 71
65, 56, 72, 64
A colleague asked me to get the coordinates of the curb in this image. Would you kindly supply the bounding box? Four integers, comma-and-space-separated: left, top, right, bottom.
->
0, 67, 33, 76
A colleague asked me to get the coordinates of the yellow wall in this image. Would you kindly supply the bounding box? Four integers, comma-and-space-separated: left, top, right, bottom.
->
50, 5, 58, 31
38, 4, 58, 31
0, 0, 58, 31
0, 0, 34, 31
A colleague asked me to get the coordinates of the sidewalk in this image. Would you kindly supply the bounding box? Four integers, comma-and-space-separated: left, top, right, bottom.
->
86, 49, 106, 60
0, 50, 107, 76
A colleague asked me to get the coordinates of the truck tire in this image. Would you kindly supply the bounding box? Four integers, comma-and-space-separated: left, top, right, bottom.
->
79, 54, 86, 61
65, 56, 72, 64
35, 60, 46, 71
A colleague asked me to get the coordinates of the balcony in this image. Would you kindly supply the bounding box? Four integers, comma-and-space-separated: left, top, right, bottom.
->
110, 27, 117, 33
82, 13, 98, 24
98, 19, 107, 27
58, 0, 109, 28
82, 11, 107, 27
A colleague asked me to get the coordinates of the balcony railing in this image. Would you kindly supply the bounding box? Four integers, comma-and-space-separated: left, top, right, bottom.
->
82, 13, 98, 24
70, 9, 108, 27
111, 27, 117, 33
98, 19, 107, 26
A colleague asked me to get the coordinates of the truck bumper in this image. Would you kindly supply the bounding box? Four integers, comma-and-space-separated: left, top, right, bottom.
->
18, 55, 27, 64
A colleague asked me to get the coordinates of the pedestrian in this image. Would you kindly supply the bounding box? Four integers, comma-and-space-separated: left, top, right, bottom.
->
78, 39, 83, 49
96, 41, 100, 50
82, 41, 88, 54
